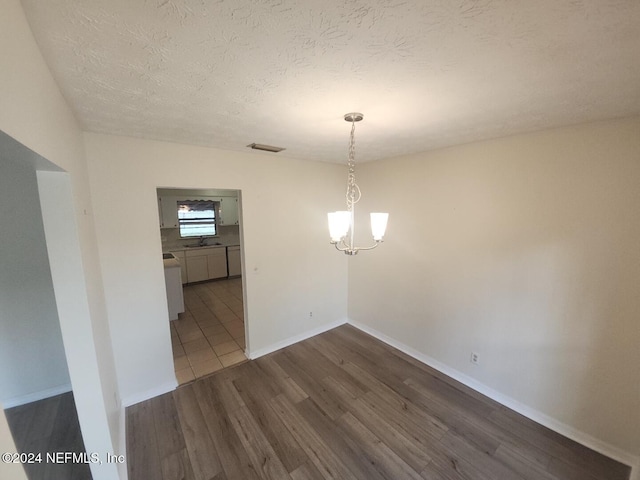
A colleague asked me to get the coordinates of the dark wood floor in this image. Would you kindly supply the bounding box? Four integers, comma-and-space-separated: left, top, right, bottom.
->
5, 391, 92, 480
126, 324, 631, 480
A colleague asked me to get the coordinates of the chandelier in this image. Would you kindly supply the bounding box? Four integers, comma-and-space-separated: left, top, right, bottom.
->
328, 113, 389, 255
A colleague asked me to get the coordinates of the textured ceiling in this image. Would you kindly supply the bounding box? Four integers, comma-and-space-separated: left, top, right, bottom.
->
20, 0, 640, 163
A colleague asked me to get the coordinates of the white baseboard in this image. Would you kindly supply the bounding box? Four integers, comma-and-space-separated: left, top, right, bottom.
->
121, 379, 177, 408
2, 383, 72, 408
348, 319, 639, 476
248, 318, 348, 360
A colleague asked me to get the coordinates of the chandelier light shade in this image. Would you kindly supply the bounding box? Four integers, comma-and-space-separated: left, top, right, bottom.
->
370, 212, 389, 241
328, 211, 351, 242
328, 113, 389, 255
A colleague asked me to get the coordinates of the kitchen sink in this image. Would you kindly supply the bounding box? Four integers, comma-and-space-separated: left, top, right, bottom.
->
185, 242, 223, 248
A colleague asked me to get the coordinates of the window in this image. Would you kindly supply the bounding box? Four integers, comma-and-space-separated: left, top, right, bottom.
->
177, 200, 217, 238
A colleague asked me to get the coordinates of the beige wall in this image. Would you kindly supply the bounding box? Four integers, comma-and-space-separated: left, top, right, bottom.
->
349, 117, 640, 462
83, 132, 349, 405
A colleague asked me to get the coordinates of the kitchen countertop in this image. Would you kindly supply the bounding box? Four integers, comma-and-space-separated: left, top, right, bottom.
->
163, 257, 180, 268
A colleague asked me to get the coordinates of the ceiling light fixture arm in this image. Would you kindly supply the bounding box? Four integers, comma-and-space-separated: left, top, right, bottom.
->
331, 239, 383, 255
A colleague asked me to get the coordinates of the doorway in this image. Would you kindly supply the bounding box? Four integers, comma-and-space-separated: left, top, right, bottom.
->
0, 130, 118, 480
0, 150, 89, 480
156, 187, 248, 384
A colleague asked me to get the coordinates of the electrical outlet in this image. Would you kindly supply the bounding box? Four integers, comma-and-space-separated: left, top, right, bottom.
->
309, 311, 313, 318
470, 352, 479, 365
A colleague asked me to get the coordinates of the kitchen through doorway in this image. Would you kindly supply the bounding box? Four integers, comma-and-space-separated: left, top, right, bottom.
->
157, 187, 247, 384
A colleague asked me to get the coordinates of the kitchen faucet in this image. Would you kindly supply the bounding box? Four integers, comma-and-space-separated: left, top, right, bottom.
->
199, 236, 207, 247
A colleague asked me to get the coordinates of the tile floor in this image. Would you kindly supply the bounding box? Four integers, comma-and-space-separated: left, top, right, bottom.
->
170, 277, 247, 385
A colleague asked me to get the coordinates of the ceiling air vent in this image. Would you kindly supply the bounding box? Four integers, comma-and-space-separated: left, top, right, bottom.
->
247, 143, 285, 153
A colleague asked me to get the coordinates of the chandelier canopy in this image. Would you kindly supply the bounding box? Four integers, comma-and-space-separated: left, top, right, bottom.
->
328, 113, 389, 255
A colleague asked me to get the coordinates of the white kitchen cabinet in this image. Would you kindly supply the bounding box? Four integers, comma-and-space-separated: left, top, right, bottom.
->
218, 196, 239, 225
163, 260, 184, 320
185, 246, 227, 282
227, 246, 241, 276
206, 248, 228, 279
186, 253, 208, 282
158, 195, 179, 228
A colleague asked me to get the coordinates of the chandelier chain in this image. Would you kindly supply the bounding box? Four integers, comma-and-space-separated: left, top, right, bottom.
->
346, 118, 361, 212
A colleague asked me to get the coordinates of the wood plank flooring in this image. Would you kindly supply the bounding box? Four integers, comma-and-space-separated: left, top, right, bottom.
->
126, 325, 631, 480
4, 391, 92, 480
